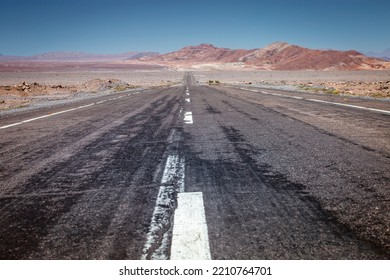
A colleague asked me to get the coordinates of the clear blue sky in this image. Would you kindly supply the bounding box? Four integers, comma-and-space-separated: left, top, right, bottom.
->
1, 0, 389, 55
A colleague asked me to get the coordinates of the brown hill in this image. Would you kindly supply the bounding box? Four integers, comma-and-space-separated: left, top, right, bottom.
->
142, 44, 253, 63
241, 42, 386, 70
143, 42, 389, 70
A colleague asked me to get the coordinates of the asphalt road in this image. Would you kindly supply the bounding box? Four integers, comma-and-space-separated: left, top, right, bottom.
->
0, 73, 389, 259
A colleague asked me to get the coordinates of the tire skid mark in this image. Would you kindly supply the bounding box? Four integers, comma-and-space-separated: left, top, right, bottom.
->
219, 125, 388, 258
0, 91, 182, 259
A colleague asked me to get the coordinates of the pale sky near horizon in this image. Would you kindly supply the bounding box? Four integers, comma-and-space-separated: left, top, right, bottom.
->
1, 0, 389, 55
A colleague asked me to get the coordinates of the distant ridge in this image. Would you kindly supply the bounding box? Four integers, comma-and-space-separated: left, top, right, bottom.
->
364, 48, 390, 61
0, 51, 158, 62
1, 43, 389, 70
30, 51, 159, 61
142, 42, 389, 70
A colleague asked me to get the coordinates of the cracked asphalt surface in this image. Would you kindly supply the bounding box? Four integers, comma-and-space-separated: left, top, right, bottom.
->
0, 73, 389, 259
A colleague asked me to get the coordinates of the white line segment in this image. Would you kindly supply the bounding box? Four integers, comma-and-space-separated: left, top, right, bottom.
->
161, 155, 185, 191
238, 87, 390, 115
0, 103, 93, 130
171, 192, 211, 260
141, 185, 175, 260
142, 154, 185, 259
0, 92, 140, 130
305, 98, 390, 114
184, 112, 193, 124
143, 152, 211, 260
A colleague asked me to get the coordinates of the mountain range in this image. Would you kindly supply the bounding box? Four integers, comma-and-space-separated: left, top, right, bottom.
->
364, 48, 390, 61
0, 51, 157, 62
1, 42, 389, 70
142, 42, 390, 70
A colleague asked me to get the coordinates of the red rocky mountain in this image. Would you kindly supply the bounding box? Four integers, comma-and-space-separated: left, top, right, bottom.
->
142, 42, 389, 70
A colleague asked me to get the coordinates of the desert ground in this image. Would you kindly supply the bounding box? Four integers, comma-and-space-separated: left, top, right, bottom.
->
0, 68, 183, 111
1, 67, 390, 112
193, 70, 390, 97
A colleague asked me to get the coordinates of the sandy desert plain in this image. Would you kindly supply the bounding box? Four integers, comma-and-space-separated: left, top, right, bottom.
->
1, 61, 390, 113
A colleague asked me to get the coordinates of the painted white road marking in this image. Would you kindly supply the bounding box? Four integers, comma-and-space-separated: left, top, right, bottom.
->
0, 92, 141, 130
141, 185, 175, 260
239, 87, 390, 115
143, 129, 210, 259
0, 122, 21, 129
161, 155, 178, 183
185, 98, 190, 103
184, 112, 193, 124
305, 98, 390, 114
0, 104, 93, 130
171, 192, 211, 260
161, 155, 185, 191
142, 154, 185, 259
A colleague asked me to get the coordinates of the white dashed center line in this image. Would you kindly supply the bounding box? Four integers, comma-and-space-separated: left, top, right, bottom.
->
144, 86, 210, 259
184, 112, 193, 124
171, 192, 211, 260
